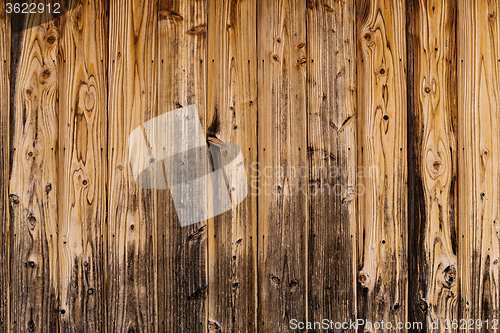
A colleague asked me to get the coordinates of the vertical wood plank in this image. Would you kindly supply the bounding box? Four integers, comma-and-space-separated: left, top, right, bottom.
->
257, 0, 308, 331
157, 0, 208, 332
458, 0, 500, 324
207, 0, 257, 332
9, 2, 60, 331
356, 0, 407, 328
0, 0, 9, 331
306, 0, 357, 328
107, 0, 158, 331
407, 0, 457, 329
58, 0, 107, 331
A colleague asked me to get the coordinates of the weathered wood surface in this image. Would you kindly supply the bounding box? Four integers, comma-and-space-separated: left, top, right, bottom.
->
257, 0, 308, 332
58, 0, 107, 331
157, 0, 208, 332
107, 0, 157, 331
408, 0, 457, 330
207, 0, 257, 332
1, 0, 500, 332
356, 0, 408, 329
0, 0, 8, 331
9, 2, 60, 331
306, 0, 357, 329
458, 0, 500, 325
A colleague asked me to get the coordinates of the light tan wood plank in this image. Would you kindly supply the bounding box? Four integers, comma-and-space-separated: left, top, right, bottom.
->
356, 0, 408, 328
9, 2, 60, 331
107, 0, 158, 331
58, 0, 108, 331
407, 0, 458, 330
458, 0, 500, 324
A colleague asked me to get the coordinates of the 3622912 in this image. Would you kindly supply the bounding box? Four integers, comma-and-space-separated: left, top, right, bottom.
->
5, 2, 60, 14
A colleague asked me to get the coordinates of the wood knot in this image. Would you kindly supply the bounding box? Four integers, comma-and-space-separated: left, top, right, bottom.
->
82, 179, 88, 187
28, 215, 36, 229
379, 68, 386, 75
289, 280, 298, 292
187, 24, 207, 36
46, 35, 57, 45
45, 183, 52, 193
271, 275, 281, 284
208, 320, 222, 331
444, 265, 457, 286
419, 299, 428, 312
39, 69, 51, 84
358, 271, 369, 288
494, 258, 498, 265
363, 33, 372, 41
9, 194, 19, 205
424, 86, 431, 93
272, 54, 280, 63
490, 12, 495, 19
25, 88, 33, 97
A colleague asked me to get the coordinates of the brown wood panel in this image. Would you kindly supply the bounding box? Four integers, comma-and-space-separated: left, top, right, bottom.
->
257, 0, 308, 332
0, 0, 9, 331
306, 0, 357, 329
356, 0, 408, 329
9, 2, 60, 331
58, 0, 107, 331
207, 0, 257, 332
157, 0, 208, 332
107, 0, 158, 331
407, 0, 457, 330
457, 0, 500, 325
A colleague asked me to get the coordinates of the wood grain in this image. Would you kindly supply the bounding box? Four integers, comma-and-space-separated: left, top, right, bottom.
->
257, 0, 308, 331
306, 0, 357, 329
457, 0, 500, 325
107, 0, 158, 331
407, 0, 457, 330
356, 0, 408, 329
207, 0, 257, 332
157, 0, 208, 332
9, 2, 60, 331
0, 0, 9, 331
58, 0, 107, 331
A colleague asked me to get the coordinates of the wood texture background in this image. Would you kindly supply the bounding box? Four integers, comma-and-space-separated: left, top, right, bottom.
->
0, 0, 498, 332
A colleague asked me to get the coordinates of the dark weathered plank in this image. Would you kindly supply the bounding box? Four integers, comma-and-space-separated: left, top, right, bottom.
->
157, 0, 208, 332
207, 0, 257, 332
58, 0, 108, 331
257, 0, 308, 332
306, 0, 357, 329
457, 0, 500, 325
9, 2, 59, 331
407, 0, 457, 330
0, 0, 9, 331
107, 0, 158, 331
356, 0, 408, 329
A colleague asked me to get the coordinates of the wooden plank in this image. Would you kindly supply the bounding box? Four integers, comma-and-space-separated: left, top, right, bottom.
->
457, 0, 500, 324
306, 0, 357, 328
9, 2, 60, 331
257, 0, 308, 331
407, 0, 457, 329
107, 0, 158, 331
58, 0, 107, 331
356, 0, 407, 328
207, 0, 257, 332
157, 0, 208, 332
0, 0, 9, 331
